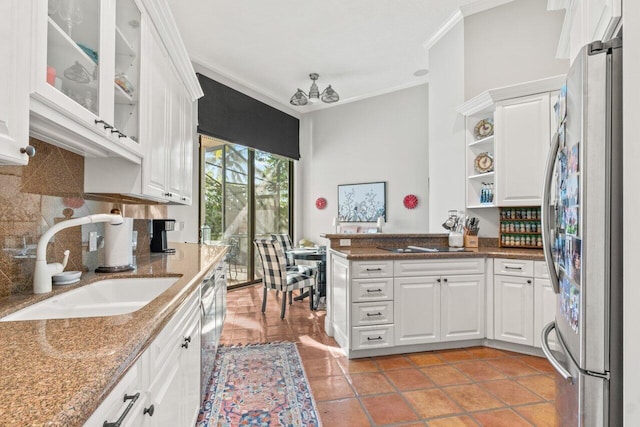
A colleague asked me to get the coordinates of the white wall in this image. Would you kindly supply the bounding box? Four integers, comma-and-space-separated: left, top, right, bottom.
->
297, 85, 429, 244
427, 21, 467, 233
464, 0, 569, 99
623, 0, 640, 424
427, 0, 568, 236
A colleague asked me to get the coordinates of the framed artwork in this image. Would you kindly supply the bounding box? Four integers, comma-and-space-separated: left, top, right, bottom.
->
337, 181, 386, 222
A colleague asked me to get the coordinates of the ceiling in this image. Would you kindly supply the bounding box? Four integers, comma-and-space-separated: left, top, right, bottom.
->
168, 0, 500, 114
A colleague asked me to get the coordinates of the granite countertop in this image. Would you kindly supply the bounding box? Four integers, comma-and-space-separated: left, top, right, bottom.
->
331, 246, 544, 261
0, 243, 227, 426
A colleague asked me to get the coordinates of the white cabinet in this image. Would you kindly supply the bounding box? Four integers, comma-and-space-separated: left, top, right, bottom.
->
458, 77, 564, 211
83, 23, 194, 204
30, 0, 143, 163
550, 0, 621, 61
83, 358, 149, 427
395, 276, 440, 345
441, 275, 486, 341
147, 289, 201, 426
0, 0, 32, 165
493, 258, 556, 349
533, 260, 559, 350
329, 254, 350, 350
86, 287, 201, 426
495, 93, 552, 206
351, 260, 395, 351
395, 273, 486, 346
394, 260, 485, 346
494, 273, 534, 346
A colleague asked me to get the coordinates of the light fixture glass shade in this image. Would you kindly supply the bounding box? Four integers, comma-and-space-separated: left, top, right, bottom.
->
291, 73, 339, 106
321, 85, 339, 103
290, 89, 308, 106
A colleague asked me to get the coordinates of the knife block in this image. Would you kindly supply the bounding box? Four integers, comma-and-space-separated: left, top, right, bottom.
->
464, 235, 479, 248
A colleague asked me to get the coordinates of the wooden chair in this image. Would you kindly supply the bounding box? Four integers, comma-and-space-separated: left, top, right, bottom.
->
253, 238, 315, 318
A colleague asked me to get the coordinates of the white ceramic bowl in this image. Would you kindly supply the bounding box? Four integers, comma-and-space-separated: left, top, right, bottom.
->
53, 270, 82, 282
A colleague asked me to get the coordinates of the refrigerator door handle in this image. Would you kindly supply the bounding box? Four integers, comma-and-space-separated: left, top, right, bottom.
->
541, 321, 574, 384
541, 131, 561, 294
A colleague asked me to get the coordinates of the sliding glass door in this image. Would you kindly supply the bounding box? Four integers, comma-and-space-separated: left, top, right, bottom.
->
201, 136, 292, 288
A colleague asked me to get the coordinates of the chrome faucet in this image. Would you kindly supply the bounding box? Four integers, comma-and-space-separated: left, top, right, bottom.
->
33, 213, 124, 294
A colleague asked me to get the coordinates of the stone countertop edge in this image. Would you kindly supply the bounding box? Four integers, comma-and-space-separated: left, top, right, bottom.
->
0, 242, 228, 427
329, 246, 544, 261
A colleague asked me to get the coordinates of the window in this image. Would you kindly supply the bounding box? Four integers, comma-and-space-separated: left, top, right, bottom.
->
201, 136, 293, 288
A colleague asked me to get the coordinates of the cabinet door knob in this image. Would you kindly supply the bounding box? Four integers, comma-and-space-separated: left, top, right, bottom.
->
527, 279, 532, 284
436, 278, 441, 283
143, 404, 155, 417
443, 278, 448, 282
20, 146, 36, 157
181, 336, 191, 348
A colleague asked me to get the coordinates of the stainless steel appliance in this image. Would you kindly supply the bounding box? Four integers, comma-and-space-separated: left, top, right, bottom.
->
200, 261, 227, 403
540, 37, 622, 427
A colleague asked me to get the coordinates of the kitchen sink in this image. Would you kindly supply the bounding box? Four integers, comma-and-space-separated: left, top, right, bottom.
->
378, 246, 470, 253
1, 277, 179, 321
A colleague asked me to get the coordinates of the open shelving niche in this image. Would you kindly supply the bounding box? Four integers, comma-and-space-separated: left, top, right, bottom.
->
457, 76, 566, 239
457, 94, 499, 237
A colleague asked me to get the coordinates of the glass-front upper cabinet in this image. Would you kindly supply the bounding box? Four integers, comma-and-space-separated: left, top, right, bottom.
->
31, 0, 143, 161
114, 0, 141, 143
44, 0, 102, 116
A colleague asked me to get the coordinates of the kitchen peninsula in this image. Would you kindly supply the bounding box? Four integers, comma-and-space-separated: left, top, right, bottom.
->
321, 233, 548, 359
0, 243, 227, 426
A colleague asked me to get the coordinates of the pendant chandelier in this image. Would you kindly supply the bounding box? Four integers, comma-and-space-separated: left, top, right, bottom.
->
290, 73, 339, 106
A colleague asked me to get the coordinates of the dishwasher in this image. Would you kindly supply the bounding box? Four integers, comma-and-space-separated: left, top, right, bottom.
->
200, 261, 227, 402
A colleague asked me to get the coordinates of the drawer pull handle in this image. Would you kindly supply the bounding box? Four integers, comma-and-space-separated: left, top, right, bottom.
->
103, 392, 140, 427
366, 288, 382, 293
505, 266, 523, 271
367, 336, 383, 341
366, 312, 382, 317
366, 268, 382, 271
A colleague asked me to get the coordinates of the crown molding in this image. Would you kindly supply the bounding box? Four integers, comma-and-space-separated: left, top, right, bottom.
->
423, 0, 515, 51
457, 75, 566, 116
300, 78, 430, 113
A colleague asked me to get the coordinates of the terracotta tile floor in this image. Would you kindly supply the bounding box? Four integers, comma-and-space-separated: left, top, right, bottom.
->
219, 285, 560, 426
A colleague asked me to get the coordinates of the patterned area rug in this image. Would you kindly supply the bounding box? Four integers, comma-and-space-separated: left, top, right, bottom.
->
197, 342, 322, 426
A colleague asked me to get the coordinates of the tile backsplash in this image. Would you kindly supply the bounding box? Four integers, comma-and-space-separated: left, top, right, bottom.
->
0, 139, 166, 297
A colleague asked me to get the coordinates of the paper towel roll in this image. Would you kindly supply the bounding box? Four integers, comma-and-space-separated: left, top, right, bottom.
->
104, 218, 133, 267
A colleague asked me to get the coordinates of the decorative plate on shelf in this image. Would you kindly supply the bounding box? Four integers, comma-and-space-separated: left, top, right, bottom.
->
474, 118, 494, 139
474, 152, 494, 173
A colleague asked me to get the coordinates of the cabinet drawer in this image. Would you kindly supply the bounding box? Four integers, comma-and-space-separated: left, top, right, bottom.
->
351, 260, 393, 279
352, 278, 394, 302
494, 258, 533, 277
351, 324, 394, 350
83, 356, 147, 427
150, 289, 200, 372
394, 258, 485, 277
534, 260, 549, 279
352, 301, 394, 326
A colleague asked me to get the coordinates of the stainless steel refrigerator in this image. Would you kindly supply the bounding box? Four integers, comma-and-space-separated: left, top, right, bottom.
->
540, 37, 622, 427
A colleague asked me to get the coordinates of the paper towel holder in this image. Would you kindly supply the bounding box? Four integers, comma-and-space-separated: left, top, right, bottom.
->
95, 208, 135, 273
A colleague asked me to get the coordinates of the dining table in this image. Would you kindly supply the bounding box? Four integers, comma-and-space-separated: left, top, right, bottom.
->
287, 248, 326, 310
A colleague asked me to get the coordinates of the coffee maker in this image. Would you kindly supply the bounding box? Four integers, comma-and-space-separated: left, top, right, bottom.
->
150, 219, 176, 253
